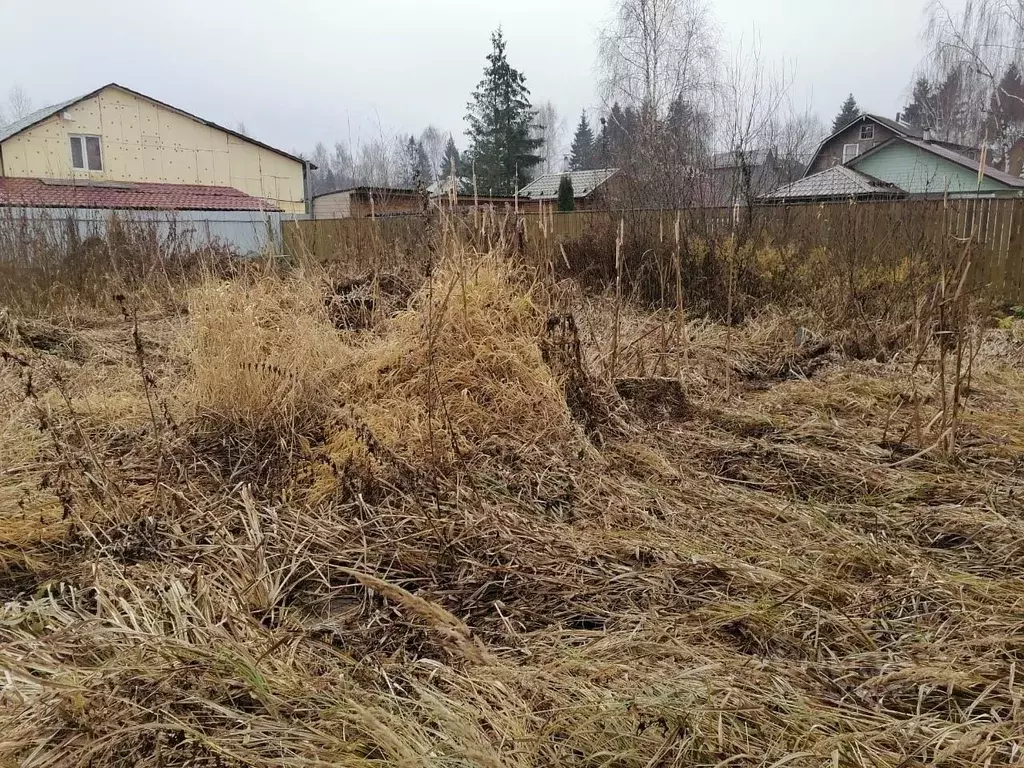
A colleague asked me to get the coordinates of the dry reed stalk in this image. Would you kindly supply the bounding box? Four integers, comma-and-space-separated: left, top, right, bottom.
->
610, 218, 624, 381
473, 160, 479, 233
725, 241, 734, 400
673, 212, 686, 376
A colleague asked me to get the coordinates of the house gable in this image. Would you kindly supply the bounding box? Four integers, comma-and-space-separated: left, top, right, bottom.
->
805, 115, 906, 176
0, 85, 306, 213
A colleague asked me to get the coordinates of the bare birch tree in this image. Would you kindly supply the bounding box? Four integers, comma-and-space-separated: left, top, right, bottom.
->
925, 0, 1024, 160
310, 142, 334, 194
533, 100, 567, 174
775, 109, 826, 181
7, 86, 33, 120
331, 142, 355, 189
419, 125, 447, 184
596, 0, 719, 208
354, 139, 396, 187
719, 38, 792, 208
0, 85, 33, 125
597, 0, 718, 122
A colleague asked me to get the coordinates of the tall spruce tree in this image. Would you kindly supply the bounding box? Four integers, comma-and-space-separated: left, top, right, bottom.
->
464, 28, 543, 195
902, 77, 934, 128
438, 135, 464, 193
595, 103, 636, 167
932, 68, 969, 142
832, 94, 860, 132
568, 111, 595, 170
401, 136, 433, 190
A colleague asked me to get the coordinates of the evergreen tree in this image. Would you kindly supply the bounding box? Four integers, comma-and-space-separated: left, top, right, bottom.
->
464, 28, 543, 195
400, 137, 432, 190
831, 94, 860, 132
556, 174, 575, 211
664, 96, 708, 163
992, 64, 1024, 134
414, 140, 432, 189
438, 135, 464, 192
902, 77, 934, 128
595, 103, 637, 167
989, 64, 1024, 168
568, 111, 595, 170
322, 168, 337, 193
932, 68, 969, 142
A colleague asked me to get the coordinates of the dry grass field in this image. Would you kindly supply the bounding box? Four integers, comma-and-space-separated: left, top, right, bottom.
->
2, 233, 1024, 766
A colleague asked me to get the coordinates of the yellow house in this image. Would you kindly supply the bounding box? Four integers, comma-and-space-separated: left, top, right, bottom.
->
0, 83, 308, 214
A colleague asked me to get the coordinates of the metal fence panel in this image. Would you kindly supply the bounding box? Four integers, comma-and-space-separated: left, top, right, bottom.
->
0, 208, 282, 260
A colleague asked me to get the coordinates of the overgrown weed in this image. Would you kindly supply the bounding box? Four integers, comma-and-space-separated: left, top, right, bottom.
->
1, 227, 1023, 766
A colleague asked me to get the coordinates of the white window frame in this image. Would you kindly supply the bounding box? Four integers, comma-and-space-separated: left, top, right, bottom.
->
69, 134, 103, 172
860, 124, 875, 140
842, 143, 860, 164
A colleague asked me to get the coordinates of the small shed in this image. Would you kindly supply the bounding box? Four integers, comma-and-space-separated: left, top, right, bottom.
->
312, 186, 427, 219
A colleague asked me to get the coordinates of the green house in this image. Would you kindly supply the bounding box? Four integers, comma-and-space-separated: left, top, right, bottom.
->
849, 137, 1024, 198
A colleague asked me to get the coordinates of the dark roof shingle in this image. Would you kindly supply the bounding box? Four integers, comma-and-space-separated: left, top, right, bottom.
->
762, 165, 904, 201
518, 168, 618, 199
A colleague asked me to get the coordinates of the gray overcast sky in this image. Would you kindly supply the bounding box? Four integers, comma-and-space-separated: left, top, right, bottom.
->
1, 0, 951, 155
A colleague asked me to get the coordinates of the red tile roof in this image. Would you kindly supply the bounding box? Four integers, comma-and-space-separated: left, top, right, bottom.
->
0, 177, 282, 212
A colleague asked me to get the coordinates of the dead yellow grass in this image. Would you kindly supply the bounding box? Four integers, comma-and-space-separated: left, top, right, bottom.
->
2, 244, 1024, 767
187, 251, 576, 470
188, 273, 347, 434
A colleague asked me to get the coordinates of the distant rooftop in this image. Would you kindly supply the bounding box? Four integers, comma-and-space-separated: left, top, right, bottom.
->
428, 176, 469, 196
312, 185, 417, 199
0, 177, 281, 211
711, 149, 774, 170
518, 168, 618, 200
762, 165, 904, 202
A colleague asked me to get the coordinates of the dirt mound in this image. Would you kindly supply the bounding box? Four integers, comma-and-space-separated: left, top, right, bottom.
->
324, 271, 417, 330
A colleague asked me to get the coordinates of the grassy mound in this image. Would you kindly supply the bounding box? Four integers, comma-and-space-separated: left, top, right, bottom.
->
2, 246, 1024, 766
188, 254, 575, 462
